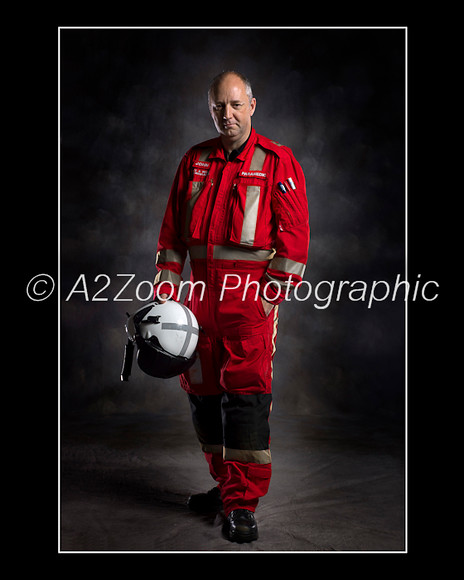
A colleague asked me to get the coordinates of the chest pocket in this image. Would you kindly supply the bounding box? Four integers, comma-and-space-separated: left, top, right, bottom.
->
228, 177, 268, 246
228, 145, 270, 248
182, 150, 212, 242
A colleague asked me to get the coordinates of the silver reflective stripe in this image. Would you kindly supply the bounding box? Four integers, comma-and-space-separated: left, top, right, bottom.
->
188, 245, 207, 260
240, 185, 261, 245
156, 249, 184, 265
184, 181, 204, 239
264, 272, 293, 292
161, 315, 199, 358
249, 145, 266, 171
154, 269, 182, 286
188, 245, 275, 262
198, 148, 212, 162
188, 355, 203, 385
269, 256, 306, 278
239, 146, 267, 245
214, 245, 274, 261
178, 302, 199, 357
200, 443, 223, 454
224, 447, 272, 464
183, 148, 212, 238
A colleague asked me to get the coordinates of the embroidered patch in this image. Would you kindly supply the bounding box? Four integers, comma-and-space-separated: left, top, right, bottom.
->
239, 171, 267, 179
193, 168, 209, 178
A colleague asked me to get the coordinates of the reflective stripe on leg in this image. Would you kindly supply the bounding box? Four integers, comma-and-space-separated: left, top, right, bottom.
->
224, 448, 271, 464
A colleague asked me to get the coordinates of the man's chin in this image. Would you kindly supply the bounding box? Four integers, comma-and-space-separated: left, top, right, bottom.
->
222, 127, 239, 136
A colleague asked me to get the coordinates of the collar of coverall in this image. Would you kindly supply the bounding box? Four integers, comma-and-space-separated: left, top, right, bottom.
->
226, 129, 252, 161
211, 127, 255, 162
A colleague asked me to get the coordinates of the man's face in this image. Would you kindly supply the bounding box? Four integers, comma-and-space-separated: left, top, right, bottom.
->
209, 74, 256, 145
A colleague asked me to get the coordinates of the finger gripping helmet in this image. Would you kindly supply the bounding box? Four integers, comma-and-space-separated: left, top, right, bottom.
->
122, 301, 199, 380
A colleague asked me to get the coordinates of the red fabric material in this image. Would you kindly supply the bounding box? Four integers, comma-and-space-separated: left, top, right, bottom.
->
154, 128, 309, 305
204, 451, 228, 489
221, 460, 272, 515
204, 452, 272, 515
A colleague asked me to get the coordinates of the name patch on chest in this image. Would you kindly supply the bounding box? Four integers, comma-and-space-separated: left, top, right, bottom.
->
239, 171, 267, 179
193, 160, 211, 179
193, 168, 209, 178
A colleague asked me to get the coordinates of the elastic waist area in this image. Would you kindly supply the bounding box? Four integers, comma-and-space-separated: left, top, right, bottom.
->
189, 244, 275, 263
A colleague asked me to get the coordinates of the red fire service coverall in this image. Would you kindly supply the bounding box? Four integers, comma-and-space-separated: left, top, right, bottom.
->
154, 127, 310, 516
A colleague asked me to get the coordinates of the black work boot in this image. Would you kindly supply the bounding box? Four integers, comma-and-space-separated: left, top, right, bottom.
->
222, 509, 258, 543
187, 486, 223, 513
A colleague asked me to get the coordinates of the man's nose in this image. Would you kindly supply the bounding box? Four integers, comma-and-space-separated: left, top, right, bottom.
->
223, 104, 233, 119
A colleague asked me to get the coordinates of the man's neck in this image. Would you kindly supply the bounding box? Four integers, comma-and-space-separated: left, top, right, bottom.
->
221, 130, 251, 158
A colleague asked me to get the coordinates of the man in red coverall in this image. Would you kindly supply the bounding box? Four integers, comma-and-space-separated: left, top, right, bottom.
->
154, 71, 309, 543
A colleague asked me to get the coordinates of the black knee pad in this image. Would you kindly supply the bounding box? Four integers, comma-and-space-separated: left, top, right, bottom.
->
188, 393, 223, 446
221, 393, 272, 450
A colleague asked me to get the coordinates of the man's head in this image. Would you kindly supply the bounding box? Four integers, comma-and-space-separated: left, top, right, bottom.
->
208, 71, 256, 150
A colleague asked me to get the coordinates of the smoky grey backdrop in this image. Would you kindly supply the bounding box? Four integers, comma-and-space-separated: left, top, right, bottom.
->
60, 27, 405, 425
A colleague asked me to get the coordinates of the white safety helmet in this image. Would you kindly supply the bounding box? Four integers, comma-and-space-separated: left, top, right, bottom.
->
121, 300, 199, 380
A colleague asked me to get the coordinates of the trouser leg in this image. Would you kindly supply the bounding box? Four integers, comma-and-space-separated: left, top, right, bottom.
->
221, 393, 272, 515
188, 391, 273, 516
184, 311, 276, 516
188, 394, 228, 488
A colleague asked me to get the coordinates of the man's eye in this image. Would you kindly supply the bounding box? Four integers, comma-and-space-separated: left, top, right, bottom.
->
214, 104, 223, 110
233, 103, 243, 108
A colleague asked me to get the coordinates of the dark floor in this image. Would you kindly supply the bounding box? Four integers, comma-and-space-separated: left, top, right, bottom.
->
60, 411, 405, 553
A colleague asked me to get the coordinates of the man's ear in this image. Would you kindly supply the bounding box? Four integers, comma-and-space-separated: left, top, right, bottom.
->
250, 98, 257, 116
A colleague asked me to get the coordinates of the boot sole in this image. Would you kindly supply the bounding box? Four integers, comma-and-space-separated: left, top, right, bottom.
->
222, 524, 258, 543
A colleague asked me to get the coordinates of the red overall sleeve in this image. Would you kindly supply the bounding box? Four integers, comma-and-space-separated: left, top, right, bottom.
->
260, 148, 310, 304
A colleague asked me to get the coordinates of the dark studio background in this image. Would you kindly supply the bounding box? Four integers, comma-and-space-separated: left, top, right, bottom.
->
59, 27, 406, 426
2, 11, 453, 559
10, 18, 452, 559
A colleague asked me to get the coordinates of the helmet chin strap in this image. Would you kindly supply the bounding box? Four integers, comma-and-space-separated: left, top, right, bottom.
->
120, 338, 134, 382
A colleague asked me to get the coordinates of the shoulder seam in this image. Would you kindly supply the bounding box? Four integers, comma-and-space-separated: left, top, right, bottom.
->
255, 134, 292, 157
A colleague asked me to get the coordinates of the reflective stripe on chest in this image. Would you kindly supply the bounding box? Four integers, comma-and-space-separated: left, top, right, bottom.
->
237, 145, 268, 246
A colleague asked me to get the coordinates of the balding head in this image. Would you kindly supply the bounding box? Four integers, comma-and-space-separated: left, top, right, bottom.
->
208, 71, 257, 152
208, 71, 254, 108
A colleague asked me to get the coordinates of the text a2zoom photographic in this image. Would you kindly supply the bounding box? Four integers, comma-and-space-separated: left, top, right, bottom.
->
63, 272, 440, 308
64, 274, 154, 302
